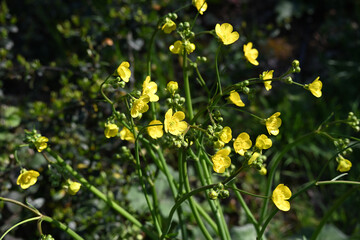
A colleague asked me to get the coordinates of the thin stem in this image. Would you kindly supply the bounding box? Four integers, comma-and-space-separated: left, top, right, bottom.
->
0, 197, 41, 216
183, 50, 194, 119
230, 182, 260, 235
41, 216, 85, 240
146, 28, 159, 120
43, 150, 158, 239
181, 150, 213, 240
227, 185, 269, 199
316, 180, 360, 186
215, 44, 222, 95
257, 209, 277, 239
310, 187, 358, 240
257, 180, 316, 240
131, 116, 162, 236
160, 184, 216, 239
0, 216, 41, 240
197, 145, 230, 240
259, 132, 315, 224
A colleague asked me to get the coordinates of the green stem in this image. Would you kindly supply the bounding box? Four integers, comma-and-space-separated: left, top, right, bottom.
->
257, 209, 277, 239
0, 216, 41, 240
183, 49, 194, 119
160, 183, 216, 239
310, 187, 358, 240
215, 44, 222, 95
259, 132, 315, 224
258, 181, 316, 240
0, 197, 40, 216
146, 28, 159, 120
227, 185, 269, 199
181, 150, 213, 240
131, 118, 162, 236
41, 216, 84, 240
43, 150, 158, 239
197, 146, 230, 240
316, 180, 360, 186
230, 183, 260, 235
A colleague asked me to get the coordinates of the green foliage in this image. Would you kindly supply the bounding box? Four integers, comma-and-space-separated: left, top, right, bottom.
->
1, 0, 360, 239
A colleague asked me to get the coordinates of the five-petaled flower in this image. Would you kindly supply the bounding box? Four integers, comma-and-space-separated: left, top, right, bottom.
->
161, 18, 176, 34
215, 23, 239, 45
233, 132, 252, 156
212, 148, 231, 173
147, 120, 164, 139
308, 76, 322, 98
272, 184, 292, 212
266, 112, 282, 136
120, 127, 136, 143
67, 179, 81, 195
193, 0, 207, 15
255, 134, 272, 150
243, 42, 259, 66
337, 156, 352, 172
142, 76, 159, 102
169, 40, 196, 55
164, 109, 188, 136
131, 95, 150, 118
104, 123, 119, 138
260, 70, 274, 91
228, 90, 245, 107
117, 61, 131, 82
17, 169, 40, 189
34, 136, 49, 152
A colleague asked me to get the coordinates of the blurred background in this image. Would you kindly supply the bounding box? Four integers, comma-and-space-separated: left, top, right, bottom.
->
1, 0, 359, 239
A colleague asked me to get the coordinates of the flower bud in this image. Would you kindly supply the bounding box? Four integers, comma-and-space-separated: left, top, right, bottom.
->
219, 190, 230, 199
209, 189, 219, 200
292, 60, 300, 68
285, 76, 293, 84
243, 87, 250, 94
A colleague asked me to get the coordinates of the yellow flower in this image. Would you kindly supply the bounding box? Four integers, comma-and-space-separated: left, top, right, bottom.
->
117, 61, 131, 82
243, 42, 259, 66
259, 166, 267, 175
131, 95, 150, 118
147, 120, 163, 139
17, 169, 40, 189
142, 76, 159, 102
164, 109, 188, 136
260, 70, 274, 91
169, 40, 196, 55
67, 179, 81, 195
255, 134, 272, 150
215, 23, 239, 45
104, 123, 119, 138
266, 112, 282, 136
272, 184, 292, 212
120, 127, 136, 142
248, 152, 260, 165
233, 132, 252, 156
228, 90, 245, 107
215, 126, 233, 148
193, 0, 207, 15
161, 18, 176, 34
34, 136, 49, 152
337, 156, 352, 172
219, 126, 232, 144
212, 148, 231, 173
167, 81, 178, 95
308, 76, 322, 98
